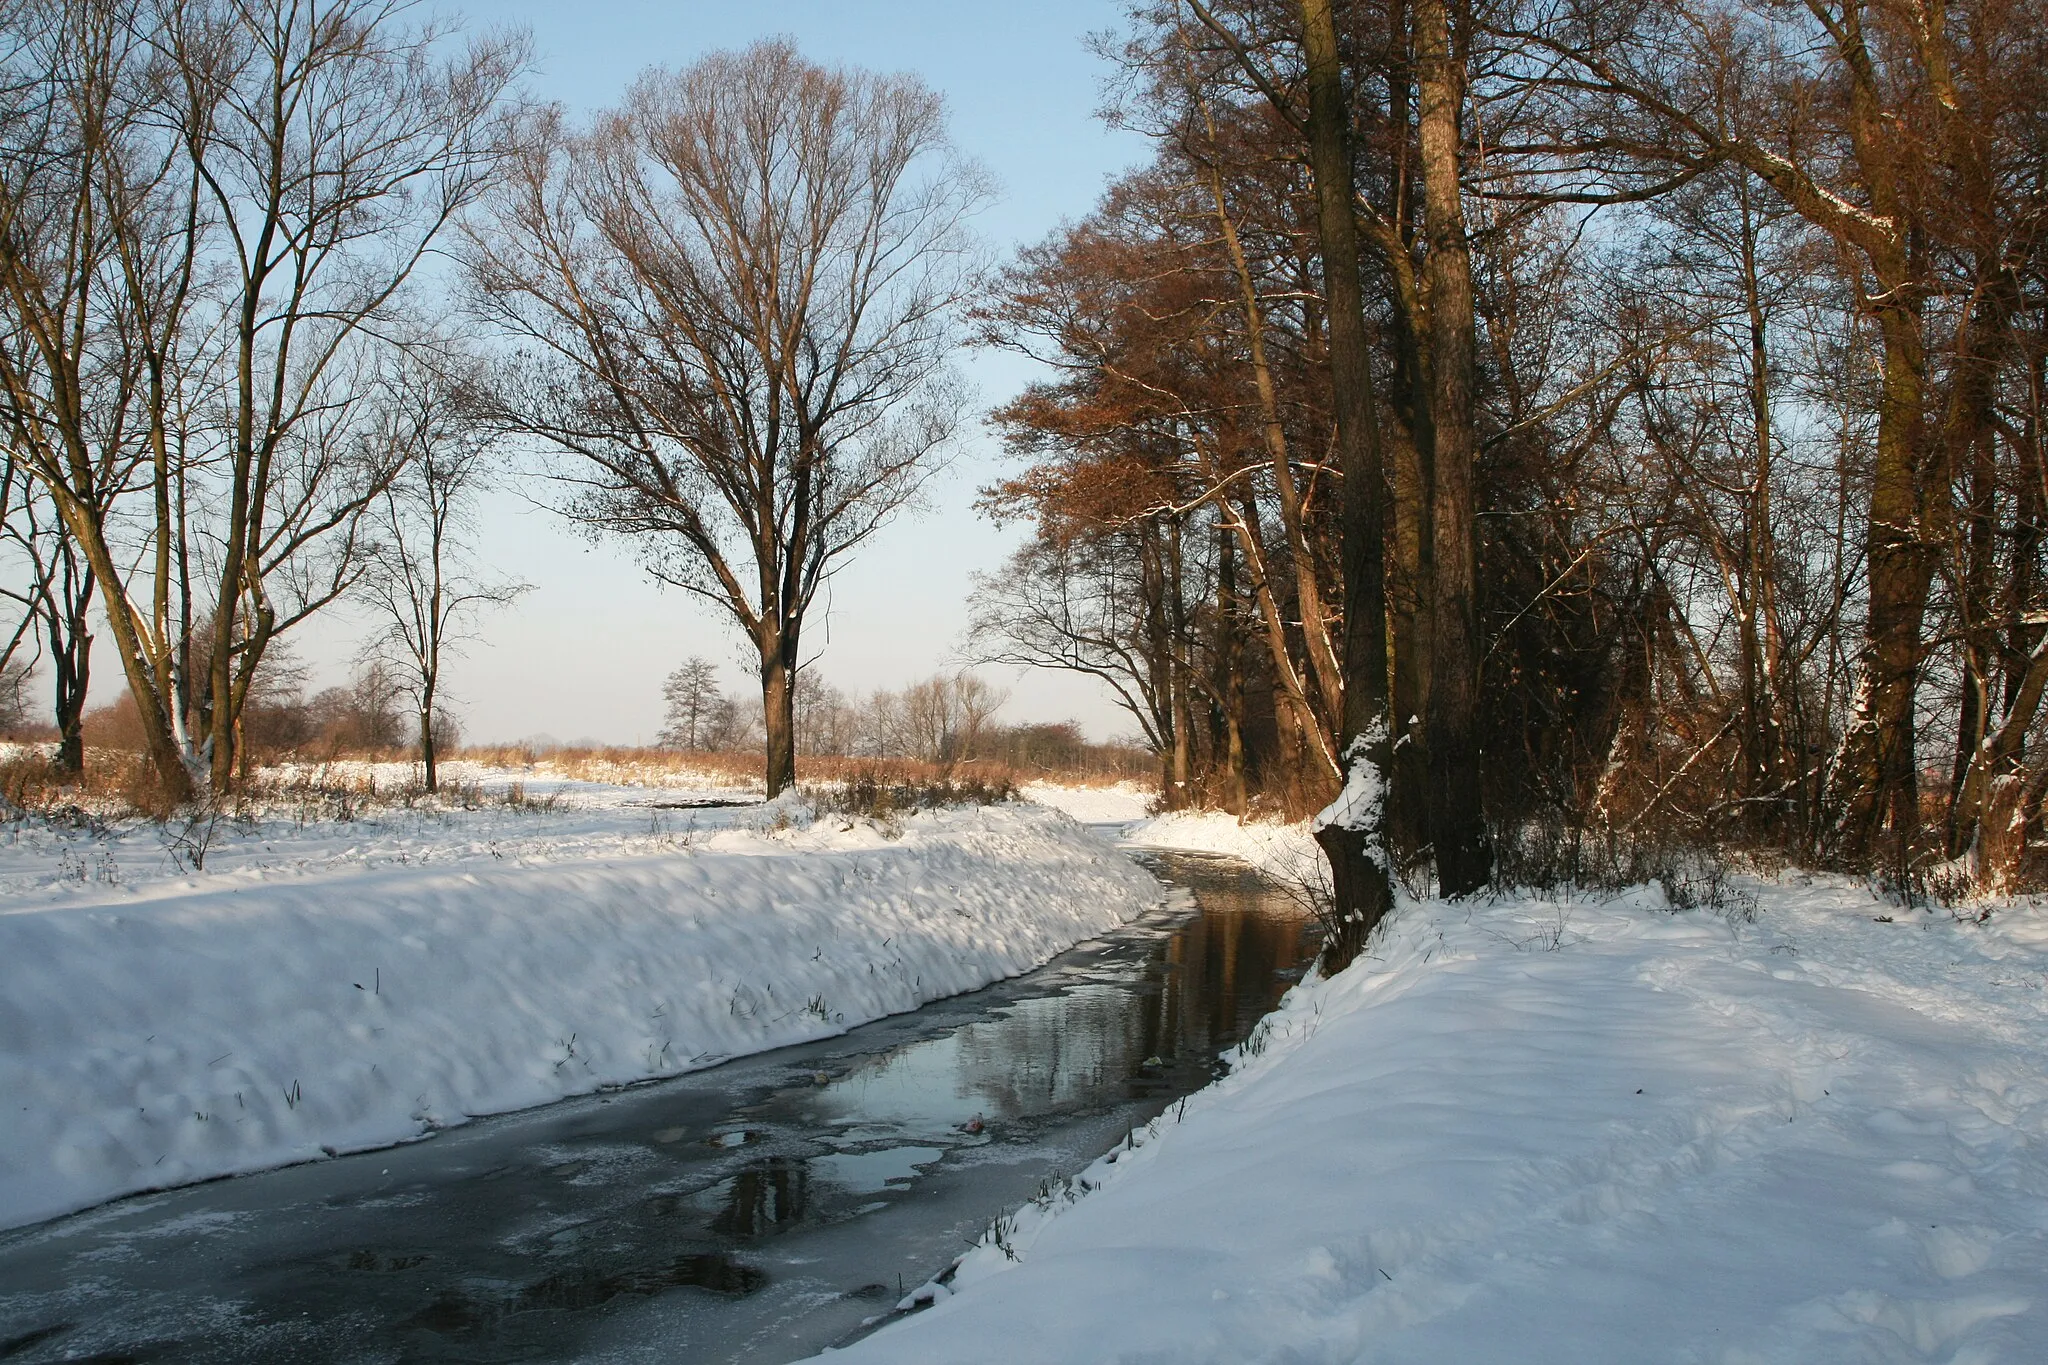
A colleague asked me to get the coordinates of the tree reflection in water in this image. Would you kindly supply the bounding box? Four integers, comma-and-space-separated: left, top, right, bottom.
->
806, 853, 1316, 1127
710, 1156, 810, 1238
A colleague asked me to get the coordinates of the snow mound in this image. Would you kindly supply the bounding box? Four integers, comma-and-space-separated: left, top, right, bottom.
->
1019, 781, 1157, 825
825, 880, 2048, 1364
1121, 809, 1322, 883
0, 800, 1160, 1232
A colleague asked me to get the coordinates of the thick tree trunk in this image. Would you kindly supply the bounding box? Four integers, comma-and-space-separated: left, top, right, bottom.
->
760, 624, 798, 798
49, 496, 194, 805
1299, 0, 1394, 960
1413, 0, 1490, 895
1386, 414, 1433, 869
1942, 279, 2012, 855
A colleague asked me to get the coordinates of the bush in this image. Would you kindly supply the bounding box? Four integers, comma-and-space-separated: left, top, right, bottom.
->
1487, 813, 1758, 922
0, 746, 179, 820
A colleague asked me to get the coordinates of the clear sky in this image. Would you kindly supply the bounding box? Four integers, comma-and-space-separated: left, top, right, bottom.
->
278, 0, 1151, 747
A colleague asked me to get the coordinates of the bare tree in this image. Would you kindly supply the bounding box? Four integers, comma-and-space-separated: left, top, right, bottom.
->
0, 0, 524, 802
657, 656, 722, 750
360, 365, 527, 792
0, 454, 92, 770
898, 671, 1010, 768
468, 40, 988, 795
793, 672, 854, 756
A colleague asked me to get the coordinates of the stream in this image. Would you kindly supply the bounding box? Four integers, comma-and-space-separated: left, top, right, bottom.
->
0, 850, 1314, 1365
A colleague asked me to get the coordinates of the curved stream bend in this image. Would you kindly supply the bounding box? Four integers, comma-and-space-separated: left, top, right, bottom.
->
0, 851, 1314, 1364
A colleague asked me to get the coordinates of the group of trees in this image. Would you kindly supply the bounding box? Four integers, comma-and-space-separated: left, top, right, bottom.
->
0, 4, 992, 809
0, 0, 525, 797
15, 0, 2039, 932
967, 0, 2048, 920
657, 659, 1024, 768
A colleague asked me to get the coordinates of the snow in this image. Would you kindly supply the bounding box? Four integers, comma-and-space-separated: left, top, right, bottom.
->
1316, 728, 1387, 835
824, 874, 2048, 1364
1017, 780, 1156, 825
0, 774, 1162, 1232
1121, 808, 1324, 882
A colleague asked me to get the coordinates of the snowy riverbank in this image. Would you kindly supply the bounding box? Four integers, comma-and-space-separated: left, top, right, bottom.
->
826, 871, 2048, 1363
0, 782, 1162, 1232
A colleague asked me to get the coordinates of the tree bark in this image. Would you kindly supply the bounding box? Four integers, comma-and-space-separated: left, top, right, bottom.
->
1299, 0, 1395, 960
760, 621, 799, 797
1214, 523, 1249, 816
1828, 293, 1933, 859
420, 708, 439, 793
1413, 0, 1490, 894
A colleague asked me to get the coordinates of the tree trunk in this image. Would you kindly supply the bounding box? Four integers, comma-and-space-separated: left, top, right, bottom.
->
1168, 518, 1195, 808
1829, 296, 1933, 861
1413, 0, 1490, 895
1942, 277, 2012, 856
1299, 0, 1395, 961
1214, 524, 1248, 817
420, 707, 439, 793
760, 623, 798, 797
1386, 414, 1433, 869
49, 496, 194, 805
41, 554, 92, 779
1736, 180, 1791, 840
51, 636, 88, 779
1203, 155, 1347, 732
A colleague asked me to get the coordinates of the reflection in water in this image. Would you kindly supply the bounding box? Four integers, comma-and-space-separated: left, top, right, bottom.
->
400, 1252, 768, 1338
811, 854, 1312, 1131
708, 1157, 809, 1238
0, 851, 1314, 1365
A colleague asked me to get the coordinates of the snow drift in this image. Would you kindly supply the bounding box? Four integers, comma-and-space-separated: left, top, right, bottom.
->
828, 876, 2048, 1364
0, 798, 1161, 1232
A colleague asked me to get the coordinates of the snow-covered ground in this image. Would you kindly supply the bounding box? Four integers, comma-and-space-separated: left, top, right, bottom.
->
827, 872, 2048, 1363
0, 773, 1162, 1232
1122, 807, 1324, 881
1016, 779, 1156, 825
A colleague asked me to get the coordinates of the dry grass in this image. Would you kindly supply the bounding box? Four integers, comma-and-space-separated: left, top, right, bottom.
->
0, 747, 175, 822
463, 745, 766, 790
802, 764, 1019, 818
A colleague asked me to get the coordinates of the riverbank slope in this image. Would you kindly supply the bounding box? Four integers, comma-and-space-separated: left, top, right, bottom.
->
0, 782, 1161, 1232
828, 844, 2048, 1363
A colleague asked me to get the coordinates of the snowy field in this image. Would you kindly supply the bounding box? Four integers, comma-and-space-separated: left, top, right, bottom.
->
830, 865, 2048, 1364
0, 769, 1162, 1232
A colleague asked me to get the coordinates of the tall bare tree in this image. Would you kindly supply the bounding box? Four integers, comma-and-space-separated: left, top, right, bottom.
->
468, 41, 988, 795
360, 365, 527, 792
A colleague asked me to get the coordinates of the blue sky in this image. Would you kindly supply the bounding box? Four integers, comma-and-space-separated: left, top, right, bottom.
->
278, 1, 1152, 745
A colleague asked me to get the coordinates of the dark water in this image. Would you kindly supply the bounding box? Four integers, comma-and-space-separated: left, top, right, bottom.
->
0, 851, 1312, 1365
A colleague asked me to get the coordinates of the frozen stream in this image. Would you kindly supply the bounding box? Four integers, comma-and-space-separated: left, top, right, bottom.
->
0, 851, 1314, 1364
